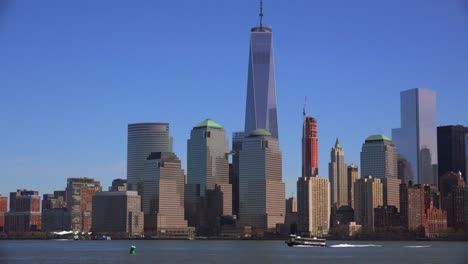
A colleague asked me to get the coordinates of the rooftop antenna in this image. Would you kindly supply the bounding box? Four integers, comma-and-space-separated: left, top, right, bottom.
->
303, 96, 307, 118
259, 0, 264, 28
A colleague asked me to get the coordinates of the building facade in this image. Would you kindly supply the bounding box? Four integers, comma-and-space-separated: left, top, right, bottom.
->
361, 135, 400, 209
392, 88, 438, 185
186, 119, 232, 235
92, 191, 143, 237
41, 191, 69, 232
437, 125, 468, 183
353, 176, 383, 229
0, 194, 7, 232
297, 176, 330, 236
231, 131, 244, 217
329, 138, 348, 208
302, 116, 318, 177
5, 190, 41, 233
143, 152, 189, 236
440, 171, 466, 229
244, 3, 279, 139
347, 164, 359, 209
239, 129, 285, 234
66, 178, 102, 232
127, 123, 173, 192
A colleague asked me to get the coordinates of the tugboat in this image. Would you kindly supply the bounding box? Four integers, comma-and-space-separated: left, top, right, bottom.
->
285, 234, 327, 247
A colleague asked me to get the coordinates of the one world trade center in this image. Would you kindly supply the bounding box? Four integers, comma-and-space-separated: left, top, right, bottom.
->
244, 0, 279, 139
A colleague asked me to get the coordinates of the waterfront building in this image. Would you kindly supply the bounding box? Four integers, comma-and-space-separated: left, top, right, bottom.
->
127, 123, 173, 192
437, 125, 468, 183
143, 152, 190, 236
424, 200, 448, 238
285, 197, 298, 235
302, 115, 318, 177
92, 191, 143, 237
4, 190, 41, 233
41, 191, 69, 232
0, 194, 7, 232
402, 183, 442, 232
329, 138, 348, 207
297, 176, 330, 236
374, 205, 400, 228
392, 88, 438, 185
336, 205, 354, 226
66, 177, 101, 232
186, 119, 232, 235
347, 164, 359, 209
109, 179, 127, 191
360, 135, 400, 209
353, 176, 383, 229
243, 1, 279, 139
231, 131, 244, 217
239, 129, 285, 234
440, 171, 466, 229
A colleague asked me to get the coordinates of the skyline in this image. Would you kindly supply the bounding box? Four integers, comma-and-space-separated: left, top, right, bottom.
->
1, 0, 468, 197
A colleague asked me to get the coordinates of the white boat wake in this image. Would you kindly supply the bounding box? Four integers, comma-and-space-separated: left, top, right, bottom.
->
404, 245, 432, 248
330, 244, 382, 248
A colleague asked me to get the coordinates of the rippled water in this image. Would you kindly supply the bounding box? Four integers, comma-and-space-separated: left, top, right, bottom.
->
0, 240, 467, 264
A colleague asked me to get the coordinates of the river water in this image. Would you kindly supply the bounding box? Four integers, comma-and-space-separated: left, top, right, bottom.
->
0, 240, 467, 264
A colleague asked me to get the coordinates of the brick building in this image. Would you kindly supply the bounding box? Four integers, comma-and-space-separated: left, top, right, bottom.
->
0, 194, 7, 232
424, 201, 448, 238
4, 190, 41, 233
66, 178, 102, 232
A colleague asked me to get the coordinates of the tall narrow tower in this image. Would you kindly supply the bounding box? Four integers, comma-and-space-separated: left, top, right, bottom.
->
302, 98, 318, 177
244, 0, 279, 138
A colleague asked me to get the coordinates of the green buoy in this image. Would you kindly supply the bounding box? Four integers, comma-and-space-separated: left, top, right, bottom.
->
129, 245, 136, 255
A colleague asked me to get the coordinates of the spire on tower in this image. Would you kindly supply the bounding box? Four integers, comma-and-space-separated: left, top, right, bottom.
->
259, 0, 264, 28
303, 96, 307, 117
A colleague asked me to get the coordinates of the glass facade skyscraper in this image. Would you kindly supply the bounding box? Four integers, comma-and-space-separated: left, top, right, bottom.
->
244, 24, 279, 138
392, 88, 438, 185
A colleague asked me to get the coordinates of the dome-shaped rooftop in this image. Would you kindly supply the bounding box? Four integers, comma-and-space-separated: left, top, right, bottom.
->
366, 134, 391, 142
193, 118, 223, 129
249, 128, 272, 137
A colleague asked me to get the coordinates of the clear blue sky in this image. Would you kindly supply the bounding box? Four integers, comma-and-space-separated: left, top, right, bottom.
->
1, 0, 468, 198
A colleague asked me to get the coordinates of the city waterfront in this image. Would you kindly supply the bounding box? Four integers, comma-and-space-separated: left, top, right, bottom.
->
0, 240, 467, 264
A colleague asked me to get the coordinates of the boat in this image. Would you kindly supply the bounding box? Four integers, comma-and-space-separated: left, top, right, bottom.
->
285, 234, 327, 247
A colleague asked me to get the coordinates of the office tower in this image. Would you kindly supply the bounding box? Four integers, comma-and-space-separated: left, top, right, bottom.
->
297, 176, 330, 236
302, 115, 318, 177
127, 123, 173, 192
348, 164, 359, 208
397, 155, 413, 184
92, 191, 144, 237
4, 190, 41, 233
353, 176, 383, 229
437, 125, 468, 183
239, 129, 285, 234
231, 131, 244, 217
440, 171, 466, 229
329, 138, 348, 207
0, 194, 7, 232
361, 135, 400, 209
186, 119, 232, 235
374, 206, 400, 228
143, 152, 189, 236
41, 191, 70, 232
109, 179, 127, 191
285, 197, 298, 234
244, 1, 279, 139
392, 88, 438, 185
66, 177, 102, 232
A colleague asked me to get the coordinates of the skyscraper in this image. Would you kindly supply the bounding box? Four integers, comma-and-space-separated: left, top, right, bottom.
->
348, 164, 359, 209
66, 177, 101, 232
392, 88, 438, 185
127, 123, 173, 192
329, 138, 348, 207
302, 114, 318, 177
437, 125, 468, 183
143, 152, 189, 235
297, 176, 330, 236
353, 176, 383, 229
186, 119, 232, 235
360, 135, 400, 209
239, 129, 285, 234
244, 0, 279, 138
231, 131, 244, 217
